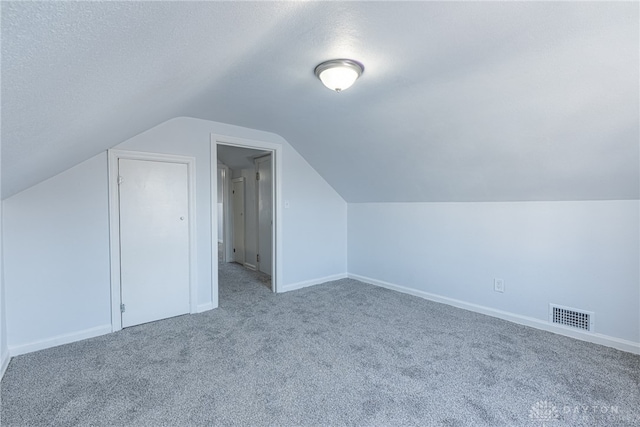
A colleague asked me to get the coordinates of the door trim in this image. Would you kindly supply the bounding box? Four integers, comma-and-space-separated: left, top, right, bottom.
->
211, 134, 282, 297
108, 149, 197, 332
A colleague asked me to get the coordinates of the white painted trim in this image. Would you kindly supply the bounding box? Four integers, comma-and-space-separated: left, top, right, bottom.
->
197, 302, 214, 313
211, 148, 220, 310
8, 324, 112, 357
211, 134, 282, 295
244, 263, 257, 270
281, 273, 348, 293
0, 349, 10, 380
108, 149, 198, 332
348, 273, 640, 355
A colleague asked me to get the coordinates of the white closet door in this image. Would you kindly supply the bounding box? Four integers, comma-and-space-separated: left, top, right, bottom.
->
118, 158, 190, 327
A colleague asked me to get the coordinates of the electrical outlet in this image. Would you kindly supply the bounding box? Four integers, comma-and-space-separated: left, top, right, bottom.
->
494, 278, 505, 293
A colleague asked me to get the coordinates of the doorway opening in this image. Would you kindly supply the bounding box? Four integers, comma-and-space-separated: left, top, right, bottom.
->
211, 135, 281, 305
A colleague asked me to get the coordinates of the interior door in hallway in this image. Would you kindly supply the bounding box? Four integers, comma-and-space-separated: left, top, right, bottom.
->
256, 155, 272, 278
232, 177, 245, 264
118, 158, 190, 328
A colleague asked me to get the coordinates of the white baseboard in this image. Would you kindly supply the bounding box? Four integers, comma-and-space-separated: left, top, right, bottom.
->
197, 302, 214, 313
348, 273, 640, 355
1, 348, 10, 380
244, 263, 256, 270
280, 273, 348, 293
8, 324, 112, 357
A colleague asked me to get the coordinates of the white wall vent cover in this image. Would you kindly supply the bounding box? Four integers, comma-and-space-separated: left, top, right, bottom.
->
549, 304, 594, 332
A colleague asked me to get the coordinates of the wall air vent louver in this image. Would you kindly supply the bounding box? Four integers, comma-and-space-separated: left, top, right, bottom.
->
549, 304, 594, 331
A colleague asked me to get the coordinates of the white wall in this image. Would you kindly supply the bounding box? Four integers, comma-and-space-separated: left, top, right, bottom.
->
2, 117, 347, 355
3, 153, 112, 355
281, 146, 347, 286
348, 201, 640, 349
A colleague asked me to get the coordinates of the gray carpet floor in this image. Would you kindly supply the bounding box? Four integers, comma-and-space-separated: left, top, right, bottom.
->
1, 262, 639, 426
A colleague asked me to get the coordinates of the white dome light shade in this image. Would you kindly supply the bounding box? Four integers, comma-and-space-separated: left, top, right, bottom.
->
314, 59, 364, 92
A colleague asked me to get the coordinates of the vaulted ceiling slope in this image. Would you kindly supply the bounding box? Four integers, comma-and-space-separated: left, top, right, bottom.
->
2, 2, 638, 201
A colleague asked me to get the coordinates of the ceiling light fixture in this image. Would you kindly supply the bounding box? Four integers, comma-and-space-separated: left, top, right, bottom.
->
314, 59, 364, 93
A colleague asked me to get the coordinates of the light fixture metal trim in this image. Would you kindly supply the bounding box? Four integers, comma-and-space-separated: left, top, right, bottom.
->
314, 59, 364, 92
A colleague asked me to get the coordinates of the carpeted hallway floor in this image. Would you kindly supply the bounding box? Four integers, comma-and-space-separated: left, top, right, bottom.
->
1, 262, 639, 426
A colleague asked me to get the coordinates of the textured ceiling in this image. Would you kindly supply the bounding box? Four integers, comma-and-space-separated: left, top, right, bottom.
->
2, 1, 638, 201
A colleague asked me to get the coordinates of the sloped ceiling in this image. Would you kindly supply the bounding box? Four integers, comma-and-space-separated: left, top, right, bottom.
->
2, 1, 638, 201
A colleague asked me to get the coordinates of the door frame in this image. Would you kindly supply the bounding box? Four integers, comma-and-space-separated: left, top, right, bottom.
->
211, 134, 282, 297
108, 149, 197, 332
